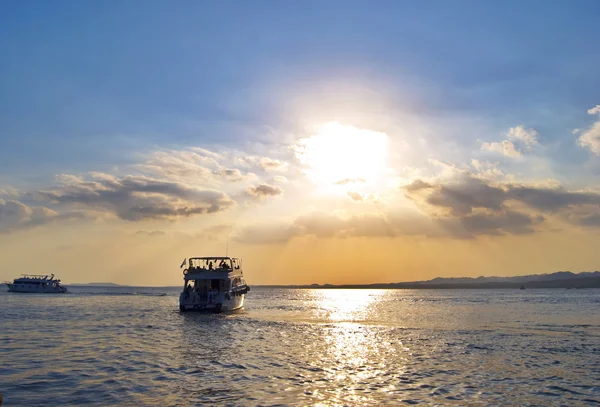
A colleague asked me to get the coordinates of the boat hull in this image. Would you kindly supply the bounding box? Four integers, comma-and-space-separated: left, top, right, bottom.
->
179, 292, 245, 313
6, 283, 67, 293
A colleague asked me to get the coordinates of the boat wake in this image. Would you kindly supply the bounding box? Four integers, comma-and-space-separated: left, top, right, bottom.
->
69, 291, 168, 297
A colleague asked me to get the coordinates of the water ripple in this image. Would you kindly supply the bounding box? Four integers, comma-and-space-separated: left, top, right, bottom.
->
1, 287, 599, 406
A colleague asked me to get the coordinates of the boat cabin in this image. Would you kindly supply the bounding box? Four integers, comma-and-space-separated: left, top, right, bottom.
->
180, 256, 248, 312
183, 257, 244, 294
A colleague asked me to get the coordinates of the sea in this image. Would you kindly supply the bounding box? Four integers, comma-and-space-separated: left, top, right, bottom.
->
1, 287, 599, 406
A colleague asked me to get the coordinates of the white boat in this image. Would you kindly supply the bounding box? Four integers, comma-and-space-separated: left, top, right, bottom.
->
179, 257, 249, 312
6, 274, 68, 293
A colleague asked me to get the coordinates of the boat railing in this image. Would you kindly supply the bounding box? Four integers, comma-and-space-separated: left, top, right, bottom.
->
19, 273, 55, 280
184, 267, 240, 276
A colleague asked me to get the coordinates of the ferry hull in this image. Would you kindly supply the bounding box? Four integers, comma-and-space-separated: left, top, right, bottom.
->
6, 283, 67, 294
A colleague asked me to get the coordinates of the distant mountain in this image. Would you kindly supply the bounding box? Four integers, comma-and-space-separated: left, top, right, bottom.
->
421, 271, 600, 285
262, 271, 600, 289
69, 282, 123, 287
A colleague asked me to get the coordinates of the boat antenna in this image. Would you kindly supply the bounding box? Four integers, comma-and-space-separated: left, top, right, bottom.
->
226, 234, 229, 257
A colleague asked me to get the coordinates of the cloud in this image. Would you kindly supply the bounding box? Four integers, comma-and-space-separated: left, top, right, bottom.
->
459, 211, 542, 236
506, 185, 600, 211
404, 173, 600, 234
481, 140, 521, 157
560, 207, 600, 228
1, 145, 290, 230
481, 125, 539, 158
405, 175, 505, 215
507, 125, 539, 147
198, 223, 233, 241
0, 199, 57, 232
470, 159, 505, 180
578, 121, 600, 155
246, 183, 283, 198
138, 148, 267, 184
347, 191, 365, 202
233, 210, 494, 244
257, 157, 288, 172
137, 150, 216, 181
0, 186, 20, 198
136, 230, 167, 237
577, 104, 600, 155
404, 179, 433, 192
0, 199, 93, 232
406, 174, 600, 214
346, 191, 378, 203
233, 222, 300, 244
34, 173, 235, 221
334, 178, 366, 185
587, 105, 600, 116
212, 168, 246, 182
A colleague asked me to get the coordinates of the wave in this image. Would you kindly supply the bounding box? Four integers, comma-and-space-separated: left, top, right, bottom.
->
69, 291, 169, 297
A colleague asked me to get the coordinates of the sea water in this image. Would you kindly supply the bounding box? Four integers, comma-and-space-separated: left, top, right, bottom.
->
1, 287, 599, 406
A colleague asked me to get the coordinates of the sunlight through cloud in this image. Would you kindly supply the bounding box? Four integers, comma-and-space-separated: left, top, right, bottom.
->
295, 122, 389, 189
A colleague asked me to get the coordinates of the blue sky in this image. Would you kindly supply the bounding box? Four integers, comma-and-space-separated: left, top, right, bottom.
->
2, 1, 600, 178
2, 1, 600, 284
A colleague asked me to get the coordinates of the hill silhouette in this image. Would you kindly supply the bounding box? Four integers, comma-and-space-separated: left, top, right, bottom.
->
262, 271, 600, 289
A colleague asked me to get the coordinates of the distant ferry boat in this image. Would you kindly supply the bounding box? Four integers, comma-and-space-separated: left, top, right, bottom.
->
179, 257, 249, 312
6, 274, 68, 293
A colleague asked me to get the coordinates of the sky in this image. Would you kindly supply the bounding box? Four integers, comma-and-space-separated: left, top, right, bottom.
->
2, 1, 600, 285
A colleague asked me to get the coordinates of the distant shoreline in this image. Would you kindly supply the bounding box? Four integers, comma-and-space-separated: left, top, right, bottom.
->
254, 279, 600, 290
259, 273, 600, 289
65, 271, 600, 290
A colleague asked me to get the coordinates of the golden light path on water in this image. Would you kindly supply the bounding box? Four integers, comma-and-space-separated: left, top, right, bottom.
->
312, 288, 385, 322
2, 288, 599, 406
308, 290, 406, 406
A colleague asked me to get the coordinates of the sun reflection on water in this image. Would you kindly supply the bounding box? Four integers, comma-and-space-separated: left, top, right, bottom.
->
312, 289, 385, 322
306, 289, 402, 406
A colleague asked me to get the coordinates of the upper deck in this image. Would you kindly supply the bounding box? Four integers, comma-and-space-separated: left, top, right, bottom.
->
13, 274, 60, 283
183, 257, 243, 280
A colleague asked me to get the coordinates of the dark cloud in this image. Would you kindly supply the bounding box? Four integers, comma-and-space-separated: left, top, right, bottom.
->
460, 211, 543, 236
407, 175, 600, 215
35, 174, 235, 221
574, 213, 600, 227
406, 175, 506, 215
404, 173, 600, 232
506, 186, 600, 211
247, 184, 283, 198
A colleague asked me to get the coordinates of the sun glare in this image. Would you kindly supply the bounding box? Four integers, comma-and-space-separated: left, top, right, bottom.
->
296, 122, 389, 188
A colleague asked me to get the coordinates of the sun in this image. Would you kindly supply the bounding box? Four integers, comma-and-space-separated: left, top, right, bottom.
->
295, 122, 389, 188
